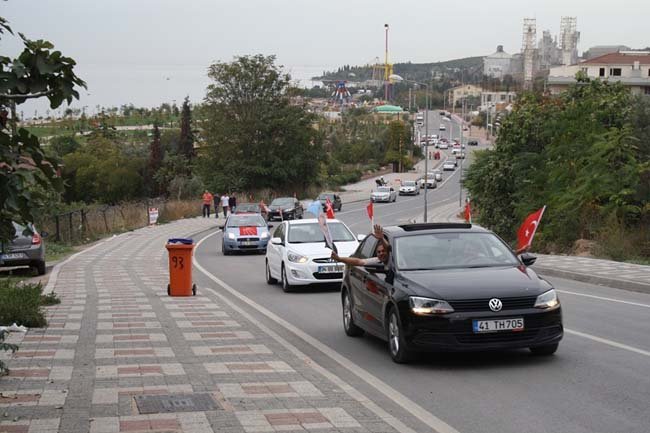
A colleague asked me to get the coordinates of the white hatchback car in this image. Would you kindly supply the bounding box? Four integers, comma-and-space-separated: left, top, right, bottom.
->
265, 219, 361, 292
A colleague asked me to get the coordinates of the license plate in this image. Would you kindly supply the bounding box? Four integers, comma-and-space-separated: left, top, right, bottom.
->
0, 253, 26, 260
318, 265, 344, 273
240, 241, 255, 246
473, 318, 524, 333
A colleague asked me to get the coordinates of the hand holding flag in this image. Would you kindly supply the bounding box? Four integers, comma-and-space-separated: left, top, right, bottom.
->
517, 206, 546, 251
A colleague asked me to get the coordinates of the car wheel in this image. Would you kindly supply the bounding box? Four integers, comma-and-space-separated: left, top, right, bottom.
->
265, 260, 277, 285
342, 289, 364, 337
281, 264, 293, 293
221, 241, 229, 256
529, 343, 559, 356
387, 307, 412, 363
338, 205, 342, 211
34, 260, 46, 276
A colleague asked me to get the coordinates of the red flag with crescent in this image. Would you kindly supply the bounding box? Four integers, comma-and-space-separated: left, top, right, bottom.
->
517, 206, 546, 251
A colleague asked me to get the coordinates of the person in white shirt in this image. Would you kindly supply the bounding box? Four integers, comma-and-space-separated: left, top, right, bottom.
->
220, 194, 230, 217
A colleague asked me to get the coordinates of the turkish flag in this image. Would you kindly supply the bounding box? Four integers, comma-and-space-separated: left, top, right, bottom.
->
517, 206, 546, 251
463, 201, 472, 223
366, 202, 374, 220
239, 226, 258, 236
325, 197, 335, 219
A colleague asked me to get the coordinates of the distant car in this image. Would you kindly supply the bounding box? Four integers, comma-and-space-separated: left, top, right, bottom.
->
439, 125, 446, 131
399, 181, 419, 196
0, 222, 46, 275
418, 176, 437, 189
340, 223, 563, 363
267, 197, 304, 221
221, 214, 272, 255
442, 160, 456, 171
371, 186, 397, 203
438, 142, 449, 150
316, 193, 342, 212
431, 170, 443, 182
468, 140, 479, 146
265, 219, 360, 292
456, 152, 466, 159
451, 148, 462, 155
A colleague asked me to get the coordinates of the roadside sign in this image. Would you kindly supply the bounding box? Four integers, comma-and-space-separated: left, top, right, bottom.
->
148, 207, 159, 225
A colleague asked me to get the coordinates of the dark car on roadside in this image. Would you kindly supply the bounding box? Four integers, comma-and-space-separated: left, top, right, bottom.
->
267, 197, 304, 221
340, 223, 563, 363
0, 222, 46, 275
316, 193, 342, 212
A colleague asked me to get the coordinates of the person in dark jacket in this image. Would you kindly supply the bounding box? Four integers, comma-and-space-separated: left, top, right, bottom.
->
228, 193, 237, 213
213, 193, 221, 218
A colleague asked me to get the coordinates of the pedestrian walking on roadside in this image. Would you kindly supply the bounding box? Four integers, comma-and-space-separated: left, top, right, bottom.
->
228, 193, 237, 214
213, 193, 221, 219
221, 193, 230, 217
201, 190, 213, 218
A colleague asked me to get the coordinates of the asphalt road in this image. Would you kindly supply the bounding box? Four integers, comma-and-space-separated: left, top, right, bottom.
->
192, 122, 650, 433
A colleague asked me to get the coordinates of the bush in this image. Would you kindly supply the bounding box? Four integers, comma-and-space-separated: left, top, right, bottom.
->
0, 280, 47, 328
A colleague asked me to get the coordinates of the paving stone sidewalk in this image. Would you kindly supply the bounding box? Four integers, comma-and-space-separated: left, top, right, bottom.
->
0, 217, 412, 433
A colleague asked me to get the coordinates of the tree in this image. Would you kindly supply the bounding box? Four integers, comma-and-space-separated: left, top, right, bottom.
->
0, 17, 85, 242
201, 54, 323, 193
179, 96, 194, 162
147, 122, 163, 195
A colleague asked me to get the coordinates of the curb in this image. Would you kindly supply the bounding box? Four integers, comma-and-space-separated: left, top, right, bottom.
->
532, 265, 650, 295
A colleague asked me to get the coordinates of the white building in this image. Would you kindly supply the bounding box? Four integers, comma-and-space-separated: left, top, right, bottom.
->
548, 51, 650, 96
484, 45, 513, 79
480, 91, 517, 110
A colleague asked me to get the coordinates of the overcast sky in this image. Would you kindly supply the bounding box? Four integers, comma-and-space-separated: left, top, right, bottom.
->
2, 0, 648, 115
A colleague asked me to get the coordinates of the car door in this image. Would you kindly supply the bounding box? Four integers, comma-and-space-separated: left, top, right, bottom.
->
348, 236, 383, 334
268, 223, 285, 278
364, 247, 393, 338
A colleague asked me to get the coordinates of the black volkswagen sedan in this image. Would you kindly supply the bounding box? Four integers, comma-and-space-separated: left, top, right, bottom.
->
341, 223, 563, 363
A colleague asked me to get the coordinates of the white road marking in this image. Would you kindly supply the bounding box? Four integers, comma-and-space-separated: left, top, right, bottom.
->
566, 329, 650, 357
557, 290, 650, 308
194, 231, 460, 433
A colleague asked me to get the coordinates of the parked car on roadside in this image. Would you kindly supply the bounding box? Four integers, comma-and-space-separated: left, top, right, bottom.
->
340, 222, 563, 363
0, 222, 46, 275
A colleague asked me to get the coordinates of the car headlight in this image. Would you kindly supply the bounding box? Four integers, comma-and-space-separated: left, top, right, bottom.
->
260, 232, 269, 239
284, 208, 294, 213
227, 232, 236, 240
534, 289, 559, 309
409, 296, 454, 315
287, 251, 308, 263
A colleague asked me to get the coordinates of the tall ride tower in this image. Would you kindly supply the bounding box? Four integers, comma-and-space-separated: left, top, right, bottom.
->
559, 17, 580, 65
522, 18, 537, 91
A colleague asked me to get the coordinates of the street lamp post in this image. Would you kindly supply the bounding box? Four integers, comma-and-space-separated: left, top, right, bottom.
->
390, 74, 430, 222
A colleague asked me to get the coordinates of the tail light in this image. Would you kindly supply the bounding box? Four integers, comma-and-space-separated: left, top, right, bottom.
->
32, 232, 42, 245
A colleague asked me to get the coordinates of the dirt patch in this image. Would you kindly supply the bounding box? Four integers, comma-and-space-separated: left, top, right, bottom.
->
571, 239, 602, 257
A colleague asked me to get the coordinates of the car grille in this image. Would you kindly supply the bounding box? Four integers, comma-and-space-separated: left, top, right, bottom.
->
455, 329, 539, 344
312, 272, 343, 280
313, 258, 336, 263
239, 238, 259, 242
449, 296, 537, 312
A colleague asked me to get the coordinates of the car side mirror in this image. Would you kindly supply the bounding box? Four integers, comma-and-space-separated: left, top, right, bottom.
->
364, 264, 386, 273
267, 224, 274, 229
40, 231, 49, 238
357, 234, 366, 241
219, 225, 225, 230
271, 237, 283, 245
520, 253, 537, 266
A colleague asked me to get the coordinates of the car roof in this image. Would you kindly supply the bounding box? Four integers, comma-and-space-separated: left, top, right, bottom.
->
382, 223, 490, 239
284, 218, 342, 225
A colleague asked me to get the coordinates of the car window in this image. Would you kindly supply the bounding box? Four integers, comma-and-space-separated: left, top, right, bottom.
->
377, 187, 390, 192
395, 232, 519, 270
271, 198, 293, 206
227, 215, 266, 227
356, 236, 378, 259
287, 222, 355, 243
273, 223, 285, 242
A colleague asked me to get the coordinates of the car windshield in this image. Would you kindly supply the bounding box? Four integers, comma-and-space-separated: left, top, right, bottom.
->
287, 222, 355, 243
403, 181, 416, 187
317, 194, 334, 200
377, 187, 390, 193
395, 232, 519, 271
271, 198, 293, 206
236, 203, 259, 212
227, 215, 266, 227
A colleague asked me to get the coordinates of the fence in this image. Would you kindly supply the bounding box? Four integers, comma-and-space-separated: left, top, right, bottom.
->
36, 199, 202, 244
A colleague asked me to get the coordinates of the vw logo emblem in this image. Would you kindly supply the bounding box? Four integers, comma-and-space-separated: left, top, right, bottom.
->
489, 298, 502, 312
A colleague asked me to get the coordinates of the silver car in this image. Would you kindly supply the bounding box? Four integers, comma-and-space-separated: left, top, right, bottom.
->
0, 222, 46, 275
370, 186, 397, 203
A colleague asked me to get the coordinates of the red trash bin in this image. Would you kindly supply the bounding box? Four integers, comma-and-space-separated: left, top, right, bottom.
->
165, 238, 196, 296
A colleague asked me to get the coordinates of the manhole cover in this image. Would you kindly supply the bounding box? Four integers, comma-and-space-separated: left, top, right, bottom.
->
134, 393, 220, 414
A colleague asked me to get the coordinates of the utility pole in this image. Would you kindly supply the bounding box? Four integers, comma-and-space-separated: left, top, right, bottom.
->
384, 24, 390, 101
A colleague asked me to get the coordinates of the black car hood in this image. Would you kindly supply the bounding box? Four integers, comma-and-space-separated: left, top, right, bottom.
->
398, 265, 551, 300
